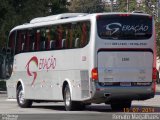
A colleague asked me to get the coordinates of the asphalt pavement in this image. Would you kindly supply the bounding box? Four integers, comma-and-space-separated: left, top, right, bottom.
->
0, 86, 160, 120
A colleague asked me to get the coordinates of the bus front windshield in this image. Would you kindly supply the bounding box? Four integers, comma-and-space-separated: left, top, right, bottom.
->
97, 14, 152, 40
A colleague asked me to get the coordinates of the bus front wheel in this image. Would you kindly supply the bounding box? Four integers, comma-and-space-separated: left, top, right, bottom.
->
16, 85, 32, 108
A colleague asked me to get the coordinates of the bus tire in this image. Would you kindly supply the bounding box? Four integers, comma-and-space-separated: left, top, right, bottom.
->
63, 85, 85, 111
64, 85, 75, 111
16, 85, 32, 108
111, 101, 131, 111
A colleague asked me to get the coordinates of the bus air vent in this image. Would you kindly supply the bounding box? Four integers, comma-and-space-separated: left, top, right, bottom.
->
30, 13, 88, 24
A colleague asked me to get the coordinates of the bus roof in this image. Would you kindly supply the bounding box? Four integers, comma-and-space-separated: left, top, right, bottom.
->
30, 13, 88, 24
10, 12, 152, 33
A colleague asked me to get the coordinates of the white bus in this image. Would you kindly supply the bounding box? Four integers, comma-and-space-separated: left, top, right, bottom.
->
6, 13, 156, 111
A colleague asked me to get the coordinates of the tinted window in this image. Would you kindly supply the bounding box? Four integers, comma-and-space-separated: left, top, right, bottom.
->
8, 31, 16, 55
13, 21, 90, 55
97, 15, 152, 40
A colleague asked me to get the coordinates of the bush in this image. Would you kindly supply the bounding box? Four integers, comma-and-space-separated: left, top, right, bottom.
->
0, 80, 6, 91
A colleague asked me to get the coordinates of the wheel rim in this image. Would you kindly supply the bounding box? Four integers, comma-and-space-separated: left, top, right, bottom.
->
65, 89, 71, 106
18, 90, 25, 104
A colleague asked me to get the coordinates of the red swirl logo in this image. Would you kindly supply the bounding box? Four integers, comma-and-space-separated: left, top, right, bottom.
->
26, 56, 38, 85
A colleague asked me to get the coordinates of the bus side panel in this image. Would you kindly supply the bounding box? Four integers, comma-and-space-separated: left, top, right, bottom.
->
7, 48, 92, 101
58, 70, 90, 101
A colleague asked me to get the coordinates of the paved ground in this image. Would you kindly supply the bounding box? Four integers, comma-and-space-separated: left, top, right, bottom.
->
0, 93, 160, 120
0, 84, 160, 120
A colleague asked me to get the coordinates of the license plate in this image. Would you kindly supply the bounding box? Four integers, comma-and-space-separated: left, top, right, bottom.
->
120, 82, 131, 86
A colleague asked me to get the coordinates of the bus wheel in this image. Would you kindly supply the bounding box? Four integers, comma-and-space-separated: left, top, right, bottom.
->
64, 85, 74, 111
63, 85, 85, 111
16, 85, 32, 108
111, 101, 131, 111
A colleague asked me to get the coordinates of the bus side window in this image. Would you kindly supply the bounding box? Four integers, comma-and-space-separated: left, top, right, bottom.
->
50, 40, 56, 50
29, 30, 35, 52
62, 39, 66, 48
24, 30, 30, 52
40, 40, 46, 51
32, 42, 35, 51
80, 22, 90, 47
40, 28, 46, 51
46, 28, 51, 50
56, 25, 63, 49
21, 31, 27, 52
75, 38, 79, 48
86, 22, 90, 46
81, 23, 87, 47
72, 22, 82, 48
50, 26, 56, 50
15, 31, 22, 54
35, 29, 40, 51
62, 24, 70, 49
69, 24, 73, 49
8, 31, 16, 55
21, 43, 24, 51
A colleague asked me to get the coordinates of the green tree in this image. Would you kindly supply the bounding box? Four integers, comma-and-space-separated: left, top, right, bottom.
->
0, 0, 15, 48
117, 0, 137, 12
8, 0, 68, 24
0, 0, 68, 48
68, 0, 105, 13
50, 0, 68, 14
